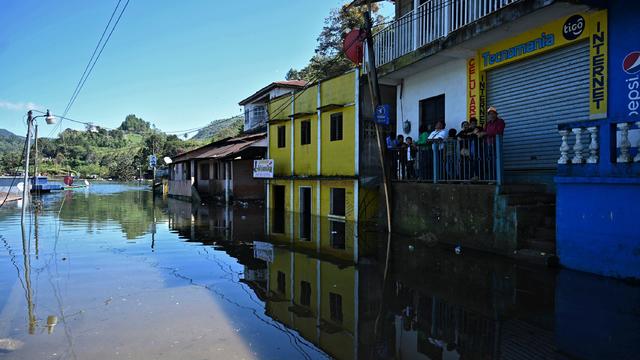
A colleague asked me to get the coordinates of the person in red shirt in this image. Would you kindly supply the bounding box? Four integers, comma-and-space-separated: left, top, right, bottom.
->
476, 106, 505, 181
479, 106, 505, 140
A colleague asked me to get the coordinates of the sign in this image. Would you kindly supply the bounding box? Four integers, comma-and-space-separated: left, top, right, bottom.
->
589, 11, 607, 119
474, 10, 608, 119
609, 1, 640, 122
253, 241, 274, 263
149, 155, 157, 168
375, 104, 390, 125
253, 159, 274, 178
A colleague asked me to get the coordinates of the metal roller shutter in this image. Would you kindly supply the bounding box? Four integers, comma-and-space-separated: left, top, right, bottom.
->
486, 41, 590, 171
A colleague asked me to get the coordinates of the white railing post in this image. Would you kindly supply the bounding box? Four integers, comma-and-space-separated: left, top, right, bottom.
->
558, 129, 571, 164
635, 121, 640, 162
617, 122, 632, 163
413, 0, 419, 51
587, 126, 599, 164
572, 127, 586, 164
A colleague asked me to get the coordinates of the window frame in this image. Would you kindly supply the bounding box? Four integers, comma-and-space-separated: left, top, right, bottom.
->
277, 126, 286, 148
330, 112, 343, 141
300, 120, 311, 146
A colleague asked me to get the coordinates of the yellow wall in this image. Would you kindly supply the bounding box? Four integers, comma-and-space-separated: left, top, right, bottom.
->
320, 107, 356, 176
319, 261, 356, 359
320, 71, 356, 107
294, 86, 317, 114
294, 116, 318, 176
269, 122, 291, 176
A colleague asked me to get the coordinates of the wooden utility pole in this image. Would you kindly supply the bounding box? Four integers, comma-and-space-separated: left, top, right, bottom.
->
364, 5, 392, 233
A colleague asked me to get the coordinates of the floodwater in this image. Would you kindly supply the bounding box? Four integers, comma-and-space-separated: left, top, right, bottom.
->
0, 183, 638, 360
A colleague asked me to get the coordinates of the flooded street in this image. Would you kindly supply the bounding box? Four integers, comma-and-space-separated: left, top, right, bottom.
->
0, 183, 638, 359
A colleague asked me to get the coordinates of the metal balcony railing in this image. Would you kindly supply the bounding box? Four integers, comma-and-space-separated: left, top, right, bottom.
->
388, 136, 503, 184
366, 0, 520, 67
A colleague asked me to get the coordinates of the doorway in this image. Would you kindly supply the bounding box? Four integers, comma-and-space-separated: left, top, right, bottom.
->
273, 185, 285, 233
299, 187, 311, 241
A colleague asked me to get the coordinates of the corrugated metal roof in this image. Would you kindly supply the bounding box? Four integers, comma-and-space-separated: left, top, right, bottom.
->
172, 133, 266, 163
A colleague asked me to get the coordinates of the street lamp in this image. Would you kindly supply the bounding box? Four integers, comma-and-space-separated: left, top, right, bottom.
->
21, 110, 56, 223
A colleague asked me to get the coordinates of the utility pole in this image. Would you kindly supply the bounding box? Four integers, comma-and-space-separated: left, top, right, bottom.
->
33, 124, 38, 179
364, 4, 392, 233
21, 111, 33, 223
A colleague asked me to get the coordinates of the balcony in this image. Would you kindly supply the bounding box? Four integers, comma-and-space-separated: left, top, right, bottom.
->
367, 0, 521, 68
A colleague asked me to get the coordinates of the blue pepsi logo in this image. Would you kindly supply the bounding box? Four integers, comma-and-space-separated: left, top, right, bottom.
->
623, 52, 640, 74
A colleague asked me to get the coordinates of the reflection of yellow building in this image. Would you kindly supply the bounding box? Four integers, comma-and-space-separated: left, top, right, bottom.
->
266, 69, 378, 262
266, 247, 357, 360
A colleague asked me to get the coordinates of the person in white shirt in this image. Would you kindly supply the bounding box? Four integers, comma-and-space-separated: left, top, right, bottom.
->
427, 121, 447, 140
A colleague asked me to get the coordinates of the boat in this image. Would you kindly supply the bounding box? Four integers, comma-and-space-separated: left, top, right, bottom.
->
30, 176, 64, 193
62, 176, 90, 190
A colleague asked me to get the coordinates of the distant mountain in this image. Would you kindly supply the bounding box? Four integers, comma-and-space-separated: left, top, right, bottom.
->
191, 115, 243, 142
0, 128, 25, 153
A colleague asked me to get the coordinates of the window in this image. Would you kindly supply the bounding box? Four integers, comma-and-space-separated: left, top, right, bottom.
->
277, 271, 286, 294
199, 163, 209, 180
277, 126, 286, 148
329, 292, 343, 323
300, 281, 311, 307
330, 188, 346, 217
330, 113, 343, 141
213, 162, 219, 180
299, 187, 312, 241
300, 120, 311, 145
330, 220, 346, 249
419, 94, 445, 133
273, 185, 286, 234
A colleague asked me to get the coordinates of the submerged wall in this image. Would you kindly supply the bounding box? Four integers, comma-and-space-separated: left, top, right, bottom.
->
556, 179, 640, 279
391, 183, 518, 254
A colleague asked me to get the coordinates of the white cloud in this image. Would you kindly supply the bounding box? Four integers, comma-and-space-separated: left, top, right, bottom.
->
0, 100, 44, 112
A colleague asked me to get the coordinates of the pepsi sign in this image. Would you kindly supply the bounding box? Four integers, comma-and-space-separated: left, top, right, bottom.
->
622, 51, 640, 75
609, 1, 640, 121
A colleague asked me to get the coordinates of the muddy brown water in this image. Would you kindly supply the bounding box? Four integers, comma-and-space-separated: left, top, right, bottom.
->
0, 183, 638, 359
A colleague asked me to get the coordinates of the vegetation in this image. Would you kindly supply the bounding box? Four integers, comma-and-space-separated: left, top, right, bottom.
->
0, 115, 204, 180
286, 3, 385, 82
191, 115, 243, 142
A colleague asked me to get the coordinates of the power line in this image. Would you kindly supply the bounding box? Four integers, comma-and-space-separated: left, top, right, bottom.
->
63, 0, 131, 118
60, 0, 124, 120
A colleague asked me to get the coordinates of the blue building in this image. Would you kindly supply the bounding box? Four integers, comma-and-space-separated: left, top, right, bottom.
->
556, 1, 640, 279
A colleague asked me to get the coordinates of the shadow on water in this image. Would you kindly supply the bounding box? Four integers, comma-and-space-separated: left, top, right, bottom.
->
0, 183, 638, 359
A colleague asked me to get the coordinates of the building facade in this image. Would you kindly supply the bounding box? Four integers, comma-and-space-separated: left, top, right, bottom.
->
366, 0, 639, 278
265, 69, 379, 263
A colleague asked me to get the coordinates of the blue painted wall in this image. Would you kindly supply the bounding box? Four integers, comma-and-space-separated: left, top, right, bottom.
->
556, 178, 640, 278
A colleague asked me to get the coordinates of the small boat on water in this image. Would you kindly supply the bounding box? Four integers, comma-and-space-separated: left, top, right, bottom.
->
30, 176, 64, 193
62, 176, 90, 190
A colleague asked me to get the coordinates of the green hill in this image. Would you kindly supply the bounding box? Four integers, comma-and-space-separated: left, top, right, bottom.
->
192, 115, 243, 141
0, 128, 25, 153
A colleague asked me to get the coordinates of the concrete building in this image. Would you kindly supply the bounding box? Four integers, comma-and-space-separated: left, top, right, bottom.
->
265, 70, 382, 263
361, 0, 638, 278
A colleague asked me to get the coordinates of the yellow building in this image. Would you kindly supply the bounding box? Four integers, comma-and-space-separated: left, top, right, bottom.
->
265, 69, 379, 263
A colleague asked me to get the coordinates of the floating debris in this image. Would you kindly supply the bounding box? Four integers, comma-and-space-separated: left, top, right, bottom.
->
0, 338, 25, 352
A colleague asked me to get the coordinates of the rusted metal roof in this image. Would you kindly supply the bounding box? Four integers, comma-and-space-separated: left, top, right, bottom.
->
172, 132, 266, 163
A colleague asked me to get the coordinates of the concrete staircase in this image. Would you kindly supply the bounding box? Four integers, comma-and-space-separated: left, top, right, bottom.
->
500, 184, 558, 265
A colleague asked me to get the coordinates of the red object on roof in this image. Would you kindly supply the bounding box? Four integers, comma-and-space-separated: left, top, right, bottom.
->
273, 80, 307, 87
344, 29, 366, 65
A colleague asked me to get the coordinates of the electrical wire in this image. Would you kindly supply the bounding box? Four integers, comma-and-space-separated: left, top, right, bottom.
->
60, 0, 124, 120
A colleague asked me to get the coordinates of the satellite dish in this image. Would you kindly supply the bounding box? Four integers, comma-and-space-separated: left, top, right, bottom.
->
84, 179, 90, 186
16, 182, 24, 192
163, 157, 173, 164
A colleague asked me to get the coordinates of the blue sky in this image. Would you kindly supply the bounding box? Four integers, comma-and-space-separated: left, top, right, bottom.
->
0, 0, 392, 138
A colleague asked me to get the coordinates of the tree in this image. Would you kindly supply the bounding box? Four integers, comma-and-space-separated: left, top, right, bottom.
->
108, 153, 138, 180
118, 114, 151, 134
286, 3, 385, 82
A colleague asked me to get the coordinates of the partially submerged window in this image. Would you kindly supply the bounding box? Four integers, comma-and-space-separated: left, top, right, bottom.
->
299, 187, 312, 241
330, 188, 346, 217
330, 220, 346, 249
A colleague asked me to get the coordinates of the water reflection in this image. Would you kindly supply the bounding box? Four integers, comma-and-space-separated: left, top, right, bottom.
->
0, 184, 638, 359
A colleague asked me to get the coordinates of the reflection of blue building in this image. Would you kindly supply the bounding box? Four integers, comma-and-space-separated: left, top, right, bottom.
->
556, 1, 640, 279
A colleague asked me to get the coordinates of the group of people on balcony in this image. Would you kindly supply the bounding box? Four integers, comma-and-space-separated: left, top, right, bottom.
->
388, 107, 505, 182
